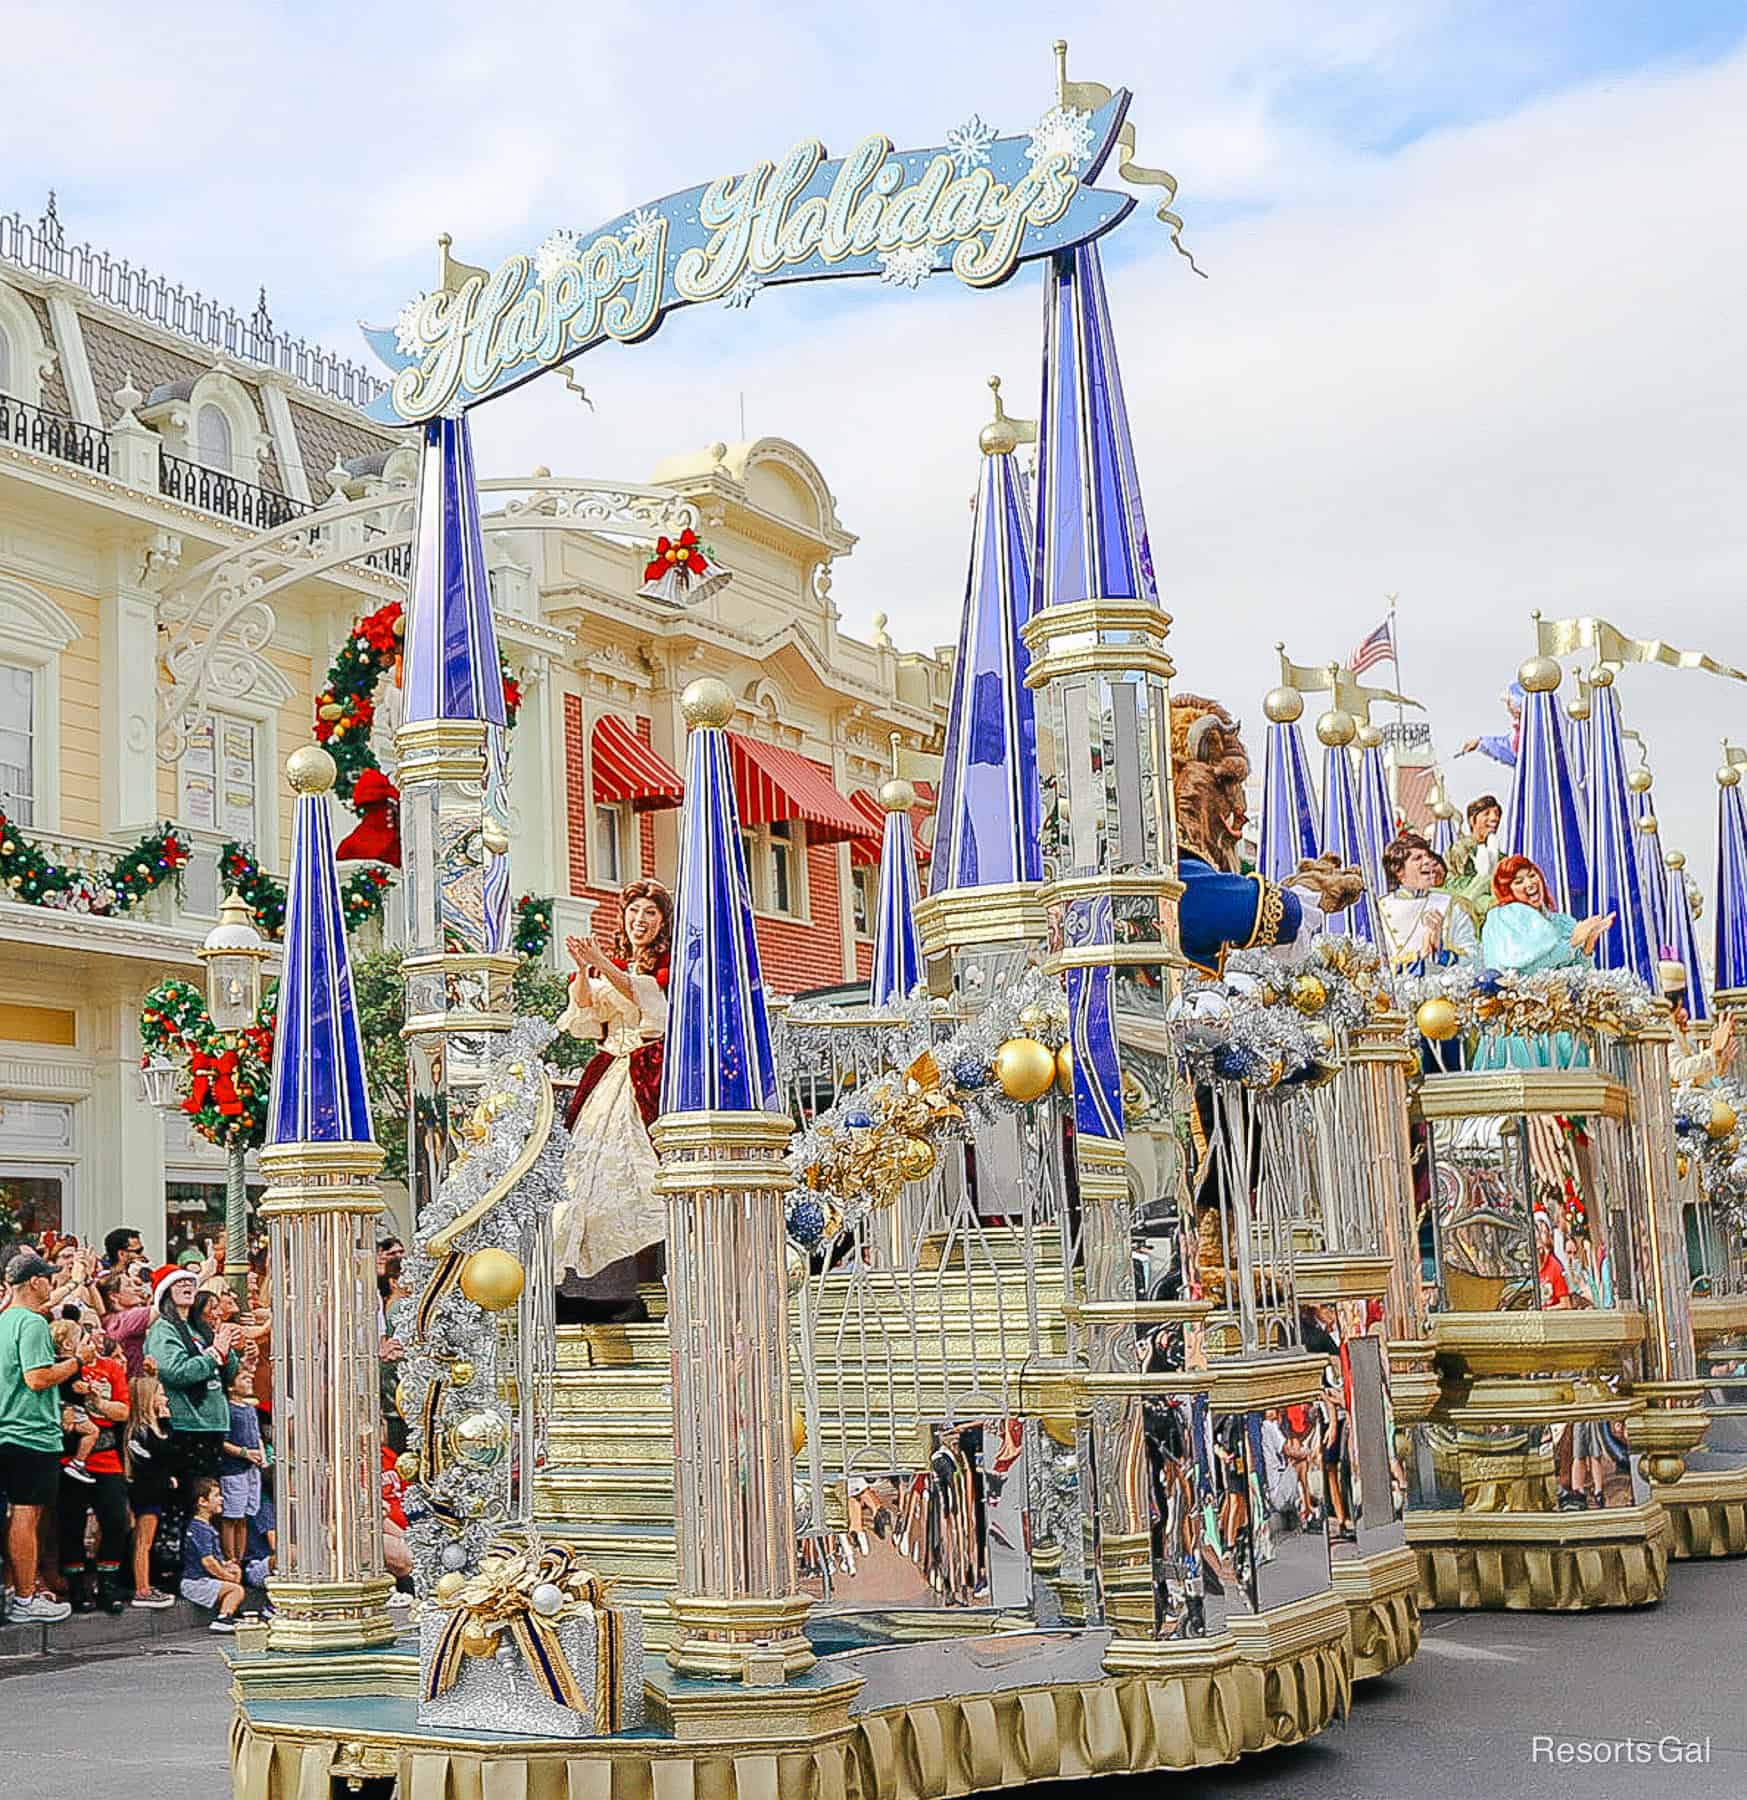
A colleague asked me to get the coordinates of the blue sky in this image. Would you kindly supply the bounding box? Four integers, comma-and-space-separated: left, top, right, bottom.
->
7, 1, 1747, 881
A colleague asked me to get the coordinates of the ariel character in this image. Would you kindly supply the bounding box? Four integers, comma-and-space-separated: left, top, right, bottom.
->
553, 879, 674, 1321
1475, 855, 1614, 1070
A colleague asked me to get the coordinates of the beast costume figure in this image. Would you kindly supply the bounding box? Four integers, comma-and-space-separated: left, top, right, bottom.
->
1169, 694, 1362, 972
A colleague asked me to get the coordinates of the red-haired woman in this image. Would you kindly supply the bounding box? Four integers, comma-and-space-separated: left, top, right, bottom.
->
554, 880, 673, 1322
1476, 856, 1613, 1069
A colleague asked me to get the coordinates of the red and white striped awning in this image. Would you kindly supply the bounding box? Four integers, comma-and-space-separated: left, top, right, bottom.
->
591, 714, 684, 811
727, 732, 867, 845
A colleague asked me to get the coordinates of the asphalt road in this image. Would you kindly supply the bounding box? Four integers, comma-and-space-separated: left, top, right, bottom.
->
8, 1558, 1744, 1799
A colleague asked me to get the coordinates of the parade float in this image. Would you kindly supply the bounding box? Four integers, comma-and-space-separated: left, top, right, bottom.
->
191, 39, 1747, 1800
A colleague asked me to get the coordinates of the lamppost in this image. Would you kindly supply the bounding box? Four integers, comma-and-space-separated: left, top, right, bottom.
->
196, 893, 270, 1298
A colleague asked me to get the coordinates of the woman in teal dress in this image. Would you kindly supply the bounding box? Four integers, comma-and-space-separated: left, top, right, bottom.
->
1475, 855, 1614, 1070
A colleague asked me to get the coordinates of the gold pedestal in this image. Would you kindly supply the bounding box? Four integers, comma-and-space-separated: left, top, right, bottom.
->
1650, 1464, 1747, 1558
1408, 1502, 1668, 1610
1330, 1545, 1422, 1681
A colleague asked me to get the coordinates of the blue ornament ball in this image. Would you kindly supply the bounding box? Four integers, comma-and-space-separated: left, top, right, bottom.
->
952, 1057, 990, 1091
1474, 969, 1503, 996
842, 1108, 874, 1131
1212, 1045, 1254, 1083
788, 1197, 828, 1247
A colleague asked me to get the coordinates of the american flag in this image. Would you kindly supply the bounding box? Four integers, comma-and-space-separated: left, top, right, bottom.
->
1347, 616, 1395, 676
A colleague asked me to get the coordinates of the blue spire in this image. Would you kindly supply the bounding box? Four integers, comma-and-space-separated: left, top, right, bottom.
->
661, 681, 780, 1115
1317, 713, 1377, 943
1503, 659, 1589, 917
1630, 776, 1670, 957
931, 383, 1041, 894
267, 748, 374, 1146
402, 414, 505, 727
1563, 690, 1591, 809
1034, 241, 1155, 615
1257, 688, 1319, 883
1356, 728, 1396, 900
1583, 673, 1656, 983
868, 784, 923, 1006
1669, 853, 1711, 1022
1714, 764, 1747, 1000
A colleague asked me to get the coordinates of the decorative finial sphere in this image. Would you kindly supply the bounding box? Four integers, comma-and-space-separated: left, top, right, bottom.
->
1638, 814, 1659, 835
979, 375, 1022, 456
1720, 763, 1741, 789
1626, 766, 1653, 793
1262, 686, 1304, 723
1590, 663, 1614, 688
878, 777, 916, 813
286, 744, 337, 794
1668, 850, 1687, 870
1357, 723, 1383, 749
1315, 709, 1356, 748
1518, 656, 1561, 693
680, 677, 734, 728
1566, 699, 1590, 722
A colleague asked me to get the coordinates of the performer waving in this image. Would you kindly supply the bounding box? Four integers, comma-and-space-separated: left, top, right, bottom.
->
1476, 856, 1612, 1071
554, 880, 673, 1322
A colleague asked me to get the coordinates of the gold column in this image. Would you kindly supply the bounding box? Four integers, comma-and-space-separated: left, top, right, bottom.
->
260, 1140, 397, 1649
652, 1112, 813, 1683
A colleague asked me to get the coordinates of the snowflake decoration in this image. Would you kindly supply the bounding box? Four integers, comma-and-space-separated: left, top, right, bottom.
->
534, 229, 580, 284
1027, 104, 1096, 168
878, 244, 934, 290
621, 207, 662, 252
945, 113, 998, 175
723, 270, 763, 311
393, 292, 428, 358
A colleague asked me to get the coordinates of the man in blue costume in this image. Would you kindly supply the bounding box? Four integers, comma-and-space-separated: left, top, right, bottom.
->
1171, 695, 1363, 969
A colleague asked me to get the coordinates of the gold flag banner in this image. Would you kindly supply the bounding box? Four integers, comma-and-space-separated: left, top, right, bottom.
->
1536, 616, 1747, 684
895, 746, 945, 784
1059, 59, 1205, 277
426, 1541, 623, 1727
1274, 647, 1422, 724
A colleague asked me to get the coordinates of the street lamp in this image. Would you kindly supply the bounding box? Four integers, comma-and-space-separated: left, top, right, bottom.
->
198, 894, 271, 1298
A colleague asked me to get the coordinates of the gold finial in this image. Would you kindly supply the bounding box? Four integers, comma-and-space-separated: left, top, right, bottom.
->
1053, 39, 1069, 103
286, 744, 337, 794
680, 677, 735, 728
1357, 723, 1383, 749
437, 232, 488, 295
1638, 814, 1659, 834
1566, 697, 1590, 722
1590, 662, 1614, 688
979, 375, 1036, 457
1315, 709, 1356, 748
1518, 655, 1561, 694
1719, 762, 1741, 789
1626, 766, 1653, 794
878, 778, 916, 814
1667, 849, 1687, 870
1262, 686, 1303, 724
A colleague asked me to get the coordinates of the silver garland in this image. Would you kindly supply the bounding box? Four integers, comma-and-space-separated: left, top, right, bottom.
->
1394, 961, 1658, 1036
1673, 1074, 1747, 1242
395, 1018, 569, 1597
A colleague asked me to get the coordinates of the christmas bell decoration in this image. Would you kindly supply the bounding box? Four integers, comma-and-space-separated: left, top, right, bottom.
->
638, 527, 732, 606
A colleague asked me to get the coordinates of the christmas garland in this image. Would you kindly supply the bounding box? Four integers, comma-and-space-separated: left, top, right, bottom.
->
139, 976, 278, 1151
513, 895, 552, 960
1395, 962, 1658, 1046
220, 841, 394, 938
315, 599, 523, 814
1673, 1076, 1747, 1242
0, 814, 188, 915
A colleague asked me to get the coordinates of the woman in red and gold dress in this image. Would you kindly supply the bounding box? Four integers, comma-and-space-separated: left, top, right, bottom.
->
554, 879, 672, 1323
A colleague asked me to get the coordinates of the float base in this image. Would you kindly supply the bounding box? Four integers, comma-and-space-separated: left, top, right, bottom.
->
1651, 1462, 1747, 1559
1406, 1502, 1669, 1610
1329, 1545, 1422, 1679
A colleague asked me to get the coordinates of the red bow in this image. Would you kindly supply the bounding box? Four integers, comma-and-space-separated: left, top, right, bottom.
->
186, 1048, 243, 1118
643, 528, 707, 583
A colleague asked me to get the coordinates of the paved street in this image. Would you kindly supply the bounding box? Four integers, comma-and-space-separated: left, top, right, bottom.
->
8, 1558, 1744, 1799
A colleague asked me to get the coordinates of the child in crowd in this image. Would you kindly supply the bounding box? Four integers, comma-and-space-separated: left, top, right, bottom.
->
180, 1475, 245, 1632
49, 1316, 99, 1484
218, 1362, 265, 1566
126, 1372, 176, 1608
243, 1485, 275, 1592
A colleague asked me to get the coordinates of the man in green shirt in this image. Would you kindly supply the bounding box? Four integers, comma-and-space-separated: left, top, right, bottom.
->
1, 1252, 78, 1622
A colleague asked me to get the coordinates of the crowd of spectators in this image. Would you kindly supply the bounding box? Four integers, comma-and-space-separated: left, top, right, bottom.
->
0, 1225, 414, 1633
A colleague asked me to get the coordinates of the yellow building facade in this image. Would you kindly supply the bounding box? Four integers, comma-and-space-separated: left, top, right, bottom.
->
0, 197, 947, 1258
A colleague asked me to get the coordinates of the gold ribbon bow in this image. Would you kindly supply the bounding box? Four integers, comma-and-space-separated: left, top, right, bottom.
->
426, 1541, 623, 1725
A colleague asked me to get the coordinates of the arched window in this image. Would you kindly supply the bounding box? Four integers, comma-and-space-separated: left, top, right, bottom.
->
0, 326, 12, 398
196, 402, 233, 473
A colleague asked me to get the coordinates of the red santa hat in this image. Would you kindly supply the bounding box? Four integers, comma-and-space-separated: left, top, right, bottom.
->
152, 1263, 197, 1309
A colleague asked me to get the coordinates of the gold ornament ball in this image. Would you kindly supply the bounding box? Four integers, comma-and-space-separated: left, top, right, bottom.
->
395, 1450, 421, 1485
1416, 997, 1461, 1042
1720, 764, 1742, 790
994, 1037, 1057, 1103
878, 777, 916, 814
448, 1361, 476, 1388
1708, 1097, 1738, 1140
1626, 766, 1653, 794
460, 1620, 499, 1660
447, 1409, 510, 1469
1315, 709, 1356, 748
286, 743, 338, 794
434, 1571, 466, 1603
1262, 686, 1304, 724
897, 1135, 937, 1182
394, 1380, 410, 1416
1055, 1043, 1074, 1094
792, 1409, 807, 1455
680, 677, 735, 728
1289, 973, 1328, 1015
1041, 1414, 1077, 1448
459, 1247, 525, 1311
1517, 655, 1562, 694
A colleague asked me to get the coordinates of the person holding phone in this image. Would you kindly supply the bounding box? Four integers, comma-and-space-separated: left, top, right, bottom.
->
142, 1268, 240, 1533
